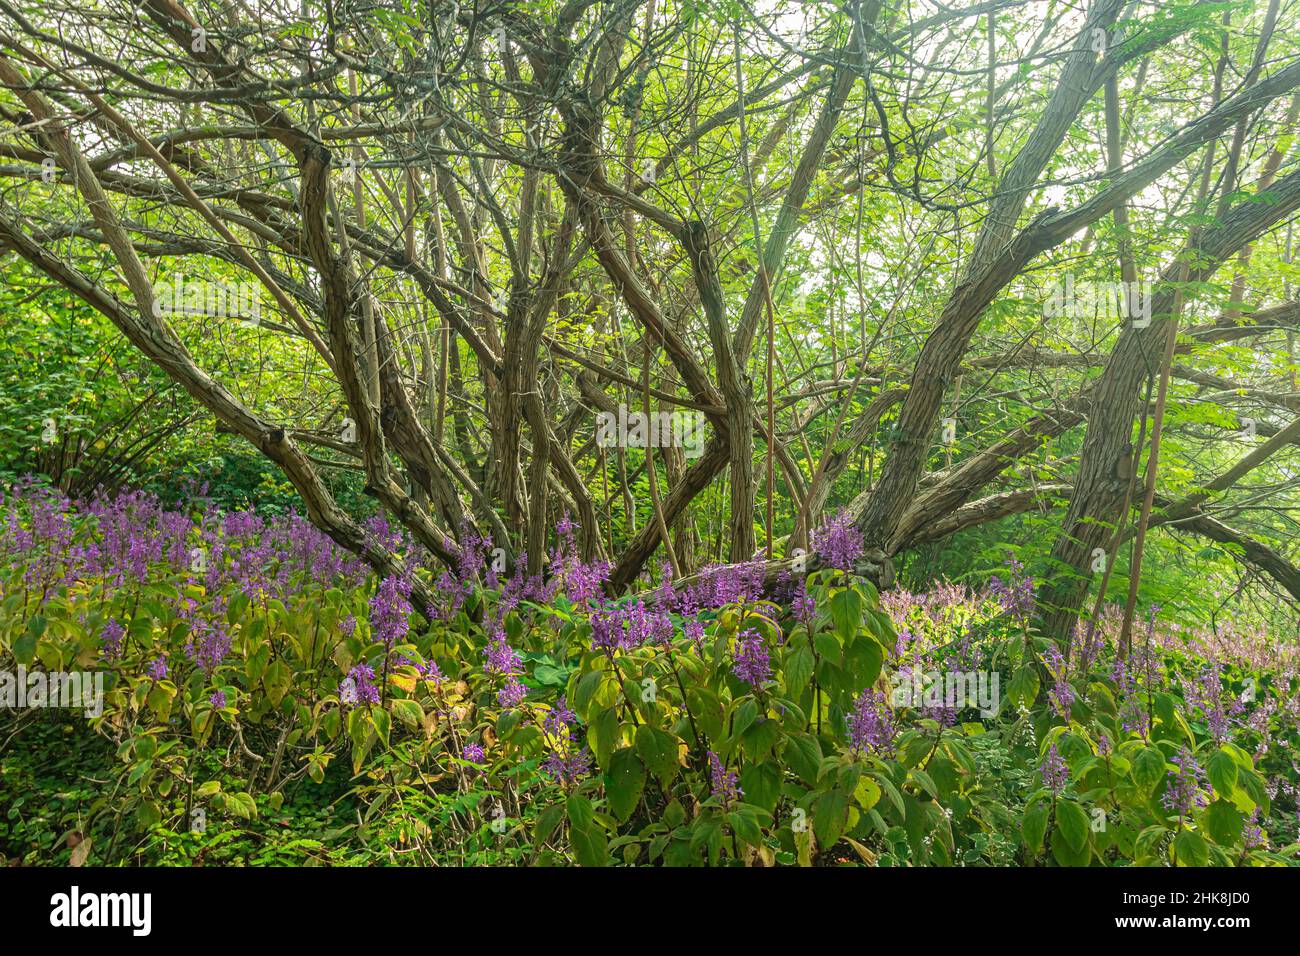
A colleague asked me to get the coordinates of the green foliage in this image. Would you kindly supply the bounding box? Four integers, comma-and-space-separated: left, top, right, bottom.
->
3, 501, 1297, 867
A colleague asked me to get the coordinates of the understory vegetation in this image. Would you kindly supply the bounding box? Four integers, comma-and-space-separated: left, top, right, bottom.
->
1, 485, 1297, 866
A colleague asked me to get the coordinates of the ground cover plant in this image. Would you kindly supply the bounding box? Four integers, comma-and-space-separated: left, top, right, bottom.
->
2, 484, 1297, 866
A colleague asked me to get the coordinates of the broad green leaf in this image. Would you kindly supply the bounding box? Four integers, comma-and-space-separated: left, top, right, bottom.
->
635, 724, 680, 787
812, 788, 850, 850
1022, 803, 1049, 855
1206, 748, 1238, 799
829, 589, 862, 641
605, 747, 646, 823
1056, 799, 1089, 853
1173, 828, 1209, 867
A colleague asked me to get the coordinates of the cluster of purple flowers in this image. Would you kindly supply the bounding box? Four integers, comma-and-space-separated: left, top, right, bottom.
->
3, 482, 383, 693
707, 750, 743, 807
790, 579, 815, 629
673, 559, 767, 613
1183, 665, 1235, 744
930, 700, 959, 728
200, 509, 365, 601
1161, 747, 1209, 817
589, 603, 625, 652
3, 484, 186, 592
100, 618, 126, 661
589, 599, 674, 653
988, 556, 1035, 622
1111, 654, 1151, 739
1042, 644, 1074, 719
497, 678, 528, 709
732, 630, 772, 688
495, 552, 556, 617
363, 513, 406, 554
543, 696, 577, 737
13, 478, 1296, 851
1245, 700, 1276, 761
540, 696, 592, 786
1242, 808, 1266, 850
879, 580, 980, 661
2, 480, 73, 561
369, 573, 414, 649
80, 489, 191, 585
1040, 742, 1069, 796
482, 629, 528, 710
847, 688, 895, 756
340, 663, 380, 707
771, 568, 816, 636
482, 636, 516, 679
178, 593, 232, 674
147, 655, 168, 681
811, 509, 864, 571
435, 535, 491, 613
550, 514, 611, 605
1072, 618, 1104, 673
683, 618, 706, 651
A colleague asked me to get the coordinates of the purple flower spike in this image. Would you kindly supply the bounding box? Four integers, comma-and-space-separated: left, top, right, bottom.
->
1040, 743, 1069, 796
732, 629, 772, 688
